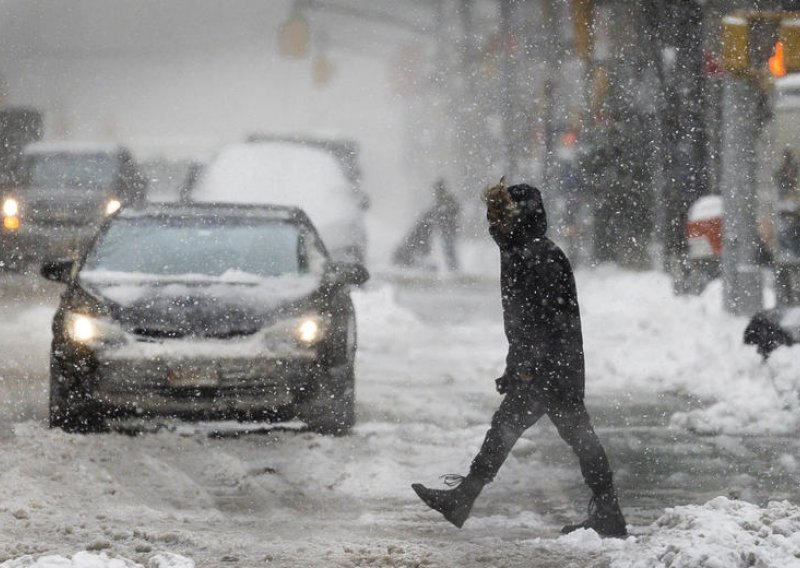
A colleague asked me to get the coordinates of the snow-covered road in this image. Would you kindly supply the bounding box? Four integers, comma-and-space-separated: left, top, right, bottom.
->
1, 266, 800, 567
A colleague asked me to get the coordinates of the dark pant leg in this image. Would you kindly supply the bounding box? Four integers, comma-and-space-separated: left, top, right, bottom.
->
547, 400, 613, 494
442, 231, 459, 271
469, 387, 548, 482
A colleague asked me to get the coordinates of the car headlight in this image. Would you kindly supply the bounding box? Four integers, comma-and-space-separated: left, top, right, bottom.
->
64, 311, 126, 346
2, 197, 20, 230
2, 197, 18, 217
105, 199, 122, 216
293, 314, 328, 346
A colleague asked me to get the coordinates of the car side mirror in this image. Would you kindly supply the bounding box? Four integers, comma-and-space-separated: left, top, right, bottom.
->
40, 258, 74, 283
324, 261, 370, 287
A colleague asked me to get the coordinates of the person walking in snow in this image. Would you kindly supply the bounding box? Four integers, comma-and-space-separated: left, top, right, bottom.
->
391, 179, 461, 271
431, 179, 461, 271
411, 178, 627, 537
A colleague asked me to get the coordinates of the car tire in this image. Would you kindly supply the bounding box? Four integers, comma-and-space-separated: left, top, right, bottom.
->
302, 365, 355, 436
301, 306, 357, 436
49, 372, 106, 434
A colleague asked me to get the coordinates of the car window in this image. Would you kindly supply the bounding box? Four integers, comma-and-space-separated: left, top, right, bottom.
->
83, 216, 315, 278
27, 152, 119, 190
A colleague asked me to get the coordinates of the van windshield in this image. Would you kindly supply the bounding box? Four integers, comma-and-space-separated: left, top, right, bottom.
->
27, 153, 118, 190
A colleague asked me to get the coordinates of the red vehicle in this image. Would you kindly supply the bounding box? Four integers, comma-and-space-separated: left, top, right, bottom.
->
677, 195, 724, 295
679, 195, 773, 295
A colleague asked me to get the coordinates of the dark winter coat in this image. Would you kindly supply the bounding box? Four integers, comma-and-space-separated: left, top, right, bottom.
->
490, 184, 585, 402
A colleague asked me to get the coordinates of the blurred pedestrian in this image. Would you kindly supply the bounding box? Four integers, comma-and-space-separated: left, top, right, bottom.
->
391, 179, 460, 271
411, 178, 627, 538
432, 179, 460, 271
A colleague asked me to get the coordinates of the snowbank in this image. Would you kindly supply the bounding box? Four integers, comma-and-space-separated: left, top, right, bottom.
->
616, 497, 800, 567
544, 497, 800, 567
578, 270, 800, 435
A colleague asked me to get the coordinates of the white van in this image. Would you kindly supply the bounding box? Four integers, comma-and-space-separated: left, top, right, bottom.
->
192, 141, 367, 263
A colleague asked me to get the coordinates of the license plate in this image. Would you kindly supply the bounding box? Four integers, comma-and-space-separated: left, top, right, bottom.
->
167, 365, 220, 388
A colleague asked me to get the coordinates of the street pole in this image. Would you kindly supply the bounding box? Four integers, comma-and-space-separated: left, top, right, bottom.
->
720, 74, 763, 315
541, 0, 558, 192
499, 0, 517, 179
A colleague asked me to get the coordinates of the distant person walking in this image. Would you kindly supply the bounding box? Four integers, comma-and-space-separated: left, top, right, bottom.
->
432, 179, 460, 271
411, 179, 627, 537
392, 179, 461, 271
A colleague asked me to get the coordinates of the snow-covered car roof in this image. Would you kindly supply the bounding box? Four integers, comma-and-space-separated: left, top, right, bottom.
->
688, 194, 723, 222
192, 141, 359, 224
115, 201, 313, 226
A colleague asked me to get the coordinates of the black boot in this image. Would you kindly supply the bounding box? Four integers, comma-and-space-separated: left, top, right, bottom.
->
561, 488, 627, 538
411, 474, 484, 528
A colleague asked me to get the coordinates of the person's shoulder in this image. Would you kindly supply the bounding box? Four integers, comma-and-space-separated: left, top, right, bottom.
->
537, 236, 567, 258
521, 237, 569, 264
542, 238, 574, 272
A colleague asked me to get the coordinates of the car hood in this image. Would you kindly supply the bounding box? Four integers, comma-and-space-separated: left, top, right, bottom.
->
77, 271, 322, 339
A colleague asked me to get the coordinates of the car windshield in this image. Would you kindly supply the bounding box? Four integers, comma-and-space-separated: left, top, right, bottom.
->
82, 216, 311, 279
27, 152, 118, 189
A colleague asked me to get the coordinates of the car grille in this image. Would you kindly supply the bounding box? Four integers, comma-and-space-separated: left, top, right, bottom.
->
26, 204, 98, 226
132, 327, 260, 340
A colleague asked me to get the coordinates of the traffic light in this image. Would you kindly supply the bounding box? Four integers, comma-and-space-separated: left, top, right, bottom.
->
779, 18, 800, 74
769, 40, 786, 77
721, 12, 800, 77
279, 14, 310, 58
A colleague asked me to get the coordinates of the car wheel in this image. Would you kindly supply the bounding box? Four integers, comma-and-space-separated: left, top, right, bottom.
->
301, 309, 357, 436
302, 364, 355, 436
49, 372, 106, 434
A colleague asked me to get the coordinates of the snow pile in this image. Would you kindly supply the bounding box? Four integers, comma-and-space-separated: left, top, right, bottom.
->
611, 497, 800, 568
544, 497, 800, 567
0, 552, 193, 568
578, 269, 800, 435
670, 343, 800, 436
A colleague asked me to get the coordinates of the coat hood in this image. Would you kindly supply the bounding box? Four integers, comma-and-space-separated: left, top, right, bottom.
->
489, 183, 548, 249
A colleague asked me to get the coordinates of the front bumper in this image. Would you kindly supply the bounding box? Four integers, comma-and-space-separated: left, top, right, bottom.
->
58, 337, 324, 419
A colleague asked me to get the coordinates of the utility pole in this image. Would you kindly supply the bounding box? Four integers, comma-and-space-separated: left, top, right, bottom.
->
719, 68, 763, 315
718, 11, 786, 315
648, 1, 708, 285
498, 0, 517, 179
540, 0, 558, 191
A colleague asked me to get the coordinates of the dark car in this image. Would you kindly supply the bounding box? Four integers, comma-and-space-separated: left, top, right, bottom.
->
40, 203, 368, 435
1, 142, 147, 269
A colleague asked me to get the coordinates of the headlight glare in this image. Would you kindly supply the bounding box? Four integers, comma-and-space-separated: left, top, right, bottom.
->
3, 216, 20, 230
70, 314, 97, 343
105, 199, 122, 215
2, 198, 18, 217
297, 318, 320, 344
295, 316, 325, 345
65, 312, 125, 346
